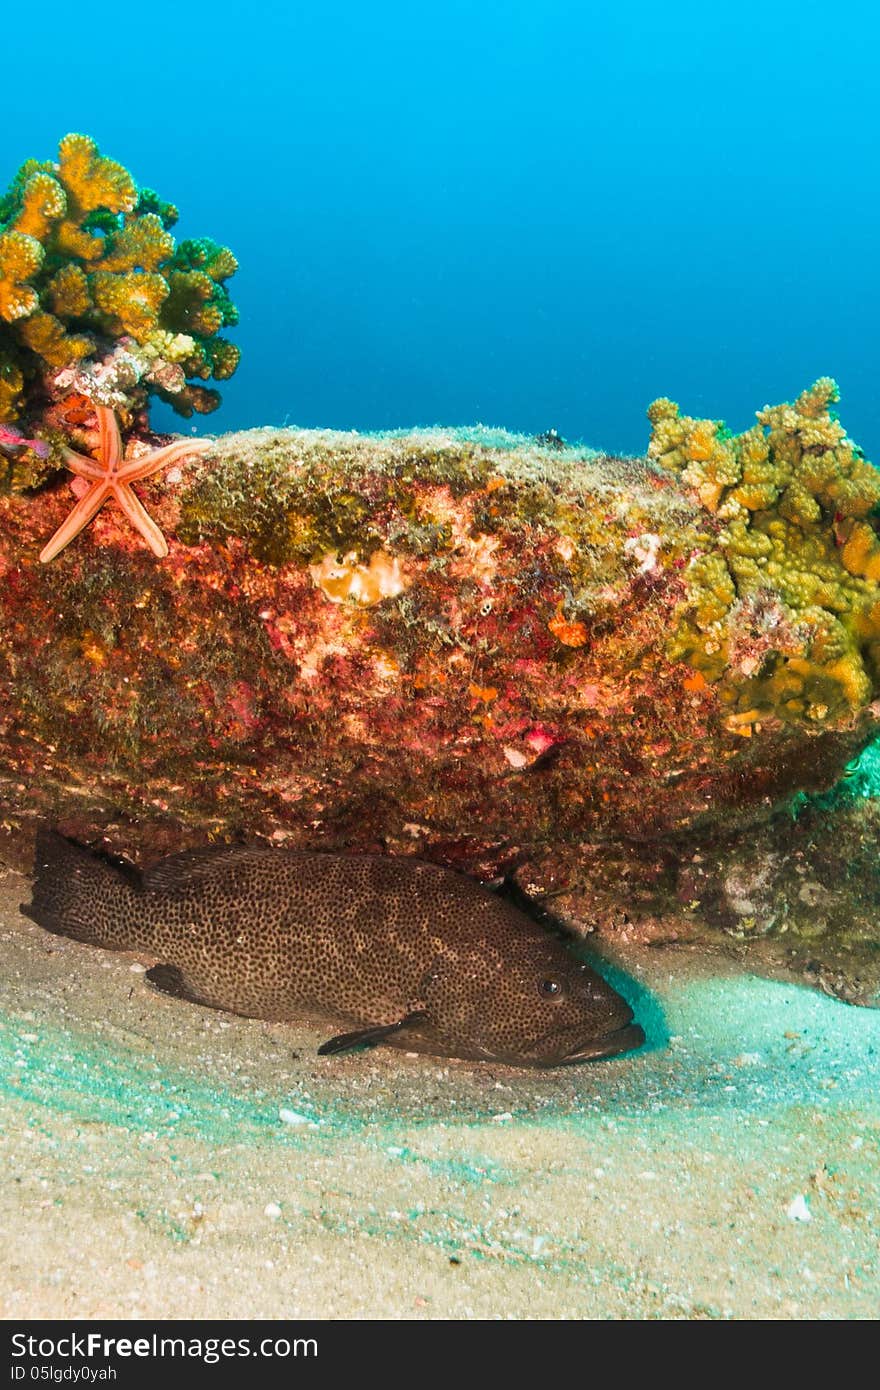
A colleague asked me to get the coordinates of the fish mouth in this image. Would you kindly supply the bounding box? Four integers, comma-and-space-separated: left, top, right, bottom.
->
556, 1021, 646, 1065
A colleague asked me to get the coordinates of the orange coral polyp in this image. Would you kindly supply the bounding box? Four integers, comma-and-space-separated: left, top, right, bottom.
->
686, 423, 716, 462
548, 600, 588, 648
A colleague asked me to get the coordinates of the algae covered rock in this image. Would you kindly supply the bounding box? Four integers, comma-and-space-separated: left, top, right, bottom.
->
2, 385, 880, 882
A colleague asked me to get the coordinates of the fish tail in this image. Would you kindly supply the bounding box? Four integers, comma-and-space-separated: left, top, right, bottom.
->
22, 828, 148, 951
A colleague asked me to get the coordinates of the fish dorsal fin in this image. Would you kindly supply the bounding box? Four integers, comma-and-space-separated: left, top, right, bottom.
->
142, 844, 274, 893
317, 1010, 429, 1056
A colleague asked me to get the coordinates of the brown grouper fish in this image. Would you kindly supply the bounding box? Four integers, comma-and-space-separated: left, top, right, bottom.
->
23, 829, 645, 1067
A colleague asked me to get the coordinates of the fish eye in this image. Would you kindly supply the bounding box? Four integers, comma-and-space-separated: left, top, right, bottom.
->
539, 978, 563, 998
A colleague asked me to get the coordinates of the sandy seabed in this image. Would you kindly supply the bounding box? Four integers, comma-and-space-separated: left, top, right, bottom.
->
0, 861, 877, 1321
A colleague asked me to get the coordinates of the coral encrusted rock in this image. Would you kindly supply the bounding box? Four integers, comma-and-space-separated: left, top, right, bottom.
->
2, 390, 880, 876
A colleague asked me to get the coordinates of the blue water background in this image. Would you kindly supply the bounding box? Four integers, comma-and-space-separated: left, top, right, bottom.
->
6, 1, 879, 455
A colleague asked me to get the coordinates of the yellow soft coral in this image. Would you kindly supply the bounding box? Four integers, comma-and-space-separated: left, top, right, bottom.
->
0, 231, 43, 322
46, 264, 91, 318
839, 520, 880, 582
649, 382, 880, 724
0, 361, 23, 421
0, 133, 240, 436
18, 311, 91, 369
98, 214, 175, 273
57, 133, 136, 216
726, 427, 780, 512
11, 171, 66, 242
89, 269, 169, 341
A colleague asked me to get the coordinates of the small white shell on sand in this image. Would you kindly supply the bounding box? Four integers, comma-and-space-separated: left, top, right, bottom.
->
786, 1194, 812, 1223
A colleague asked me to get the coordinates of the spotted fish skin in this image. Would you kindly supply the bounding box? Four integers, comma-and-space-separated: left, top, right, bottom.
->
23, 829, 644, 1067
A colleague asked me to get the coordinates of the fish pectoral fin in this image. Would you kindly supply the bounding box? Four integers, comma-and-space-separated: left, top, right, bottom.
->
146, 963, 215, 1010
317, 1010, 429, 1057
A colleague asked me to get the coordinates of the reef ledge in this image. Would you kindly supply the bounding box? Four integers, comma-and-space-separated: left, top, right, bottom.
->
2, 394, 880, 1005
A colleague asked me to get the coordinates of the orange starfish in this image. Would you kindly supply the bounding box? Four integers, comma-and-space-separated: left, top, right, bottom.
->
39, 404, 210, 563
